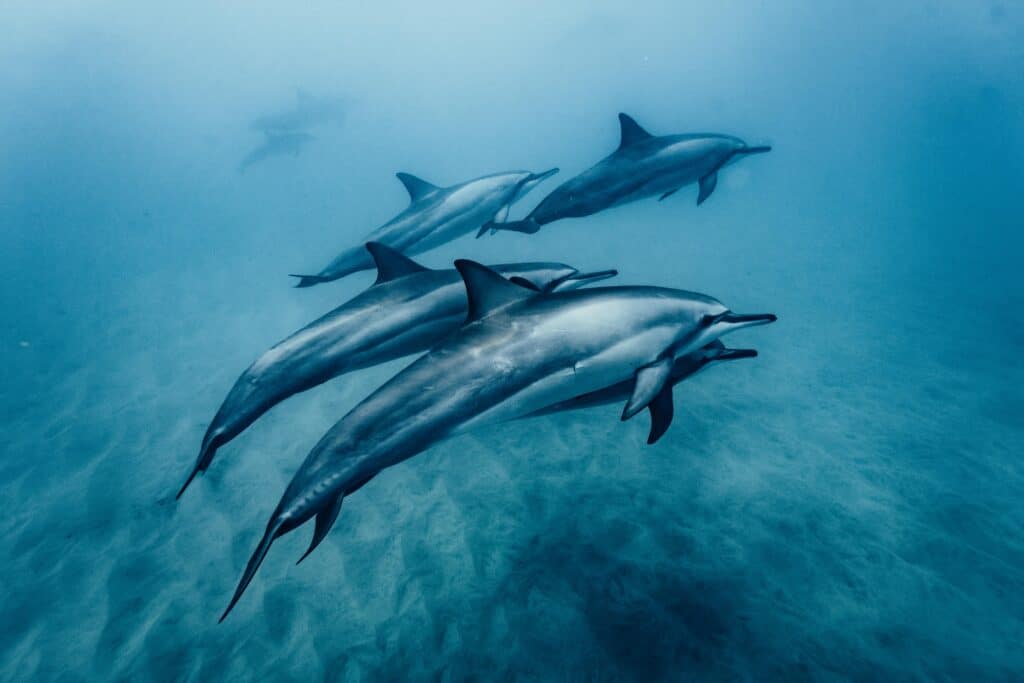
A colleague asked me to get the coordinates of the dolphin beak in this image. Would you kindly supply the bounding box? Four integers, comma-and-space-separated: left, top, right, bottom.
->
551, 268, 618, 291
720, 312, 777, 327
739, 145, 772, 155
528, 167, 559, 183
715, 347, 758, 361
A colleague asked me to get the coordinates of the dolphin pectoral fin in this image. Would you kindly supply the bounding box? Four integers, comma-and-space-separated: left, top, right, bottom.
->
474, 204, 511, 239
297, 494, 344, 565
697, 172, 718, 205
646, 384, 675, 445
220, 519, 286, 623
365, 242, 429, 285
659, 188, 680, 202
493, 203, 511, 224
622, 357, 674, 421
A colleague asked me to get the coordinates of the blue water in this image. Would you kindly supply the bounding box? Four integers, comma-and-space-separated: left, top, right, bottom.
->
2, 2, 1023, 680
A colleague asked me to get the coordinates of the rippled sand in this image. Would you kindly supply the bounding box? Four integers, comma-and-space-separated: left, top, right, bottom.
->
2, 216, 1022, 680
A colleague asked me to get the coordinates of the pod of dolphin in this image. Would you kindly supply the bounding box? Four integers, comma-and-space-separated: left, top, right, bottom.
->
180, 113, 776, 621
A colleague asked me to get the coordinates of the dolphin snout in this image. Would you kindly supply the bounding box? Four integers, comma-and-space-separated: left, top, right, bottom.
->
716, 347, 758, 361
528, 167, 560, 183
740, 145, 772, 155
721, 312, 777, 325
551, 268, 618, 291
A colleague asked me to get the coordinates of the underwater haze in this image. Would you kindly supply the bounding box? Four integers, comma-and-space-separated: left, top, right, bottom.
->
2, 1, 1023, 680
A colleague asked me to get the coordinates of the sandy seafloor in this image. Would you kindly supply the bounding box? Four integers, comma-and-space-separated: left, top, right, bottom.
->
2, 2, 1023, 681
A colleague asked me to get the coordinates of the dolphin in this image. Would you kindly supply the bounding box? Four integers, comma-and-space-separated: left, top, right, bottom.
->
239, 130, 314, 173
290, 168, 559, 287
531, 340, 757, 443
178, 243, 615, 498
218, 261, 775, 620
252, 89, 347, 133
481, 113, 770, 236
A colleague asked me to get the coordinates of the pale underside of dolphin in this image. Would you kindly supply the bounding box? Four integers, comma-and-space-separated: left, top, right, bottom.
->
291, 167, 559, 287
218, 261, 775, 620
530, 339, 757, 444
480, 113, 771, 237
178, 242, 615, 498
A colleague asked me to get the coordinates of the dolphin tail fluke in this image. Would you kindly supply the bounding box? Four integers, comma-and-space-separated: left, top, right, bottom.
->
289, 273, 331, 288
296, 493, 344, 565
485, 218, 541, 236
176, 465, 202, 500
177, 436, 222, 499
220, 519, 285, 623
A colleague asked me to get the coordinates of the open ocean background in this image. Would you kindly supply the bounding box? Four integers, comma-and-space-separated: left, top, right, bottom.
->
2, 2, 1022, 680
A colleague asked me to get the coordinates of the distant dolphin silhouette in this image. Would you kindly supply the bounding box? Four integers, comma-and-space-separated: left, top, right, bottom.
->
290, 168, 559, 287
251, 89, 347, 133
482, 113, 770, 236
238, 130, 314, 173
178, 243, 615, 497
217, 261, 776, 620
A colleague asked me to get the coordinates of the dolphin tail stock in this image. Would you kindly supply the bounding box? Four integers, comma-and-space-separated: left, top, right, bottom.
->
289, 273, 333, 288
220, 472, 377, 620
176, 457, 206, 500
220, 517, 288, 623
480, 217, 541, 237
177, 431, 226, 499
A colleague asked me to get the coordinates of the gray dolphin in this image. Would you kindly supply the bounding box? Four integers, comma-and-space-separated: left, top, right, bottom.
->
178, 243, 614, 498
290, 168, 559, 287
239, 130, 315, 173
481, 113, 770, 236
218, 261, 775, 620
532, 340, 757, 443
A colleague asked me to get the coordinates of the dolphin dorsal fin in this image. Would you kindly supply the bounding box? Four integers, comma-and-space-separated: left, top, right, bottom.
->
455, 259, 536, 322
365, 242, 429, 284
396, 172, 440, 202
617, 113, 653, 150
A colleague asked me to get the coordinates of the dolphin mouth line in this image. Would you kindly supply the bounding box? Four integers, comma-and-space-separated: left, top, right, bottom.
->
720, 312, 777, 326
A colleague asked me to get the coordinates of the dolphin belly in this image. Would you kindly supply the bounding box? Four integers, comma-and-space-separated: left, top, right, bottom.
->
407, 199, 502, 254
457, 324, 679, 432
